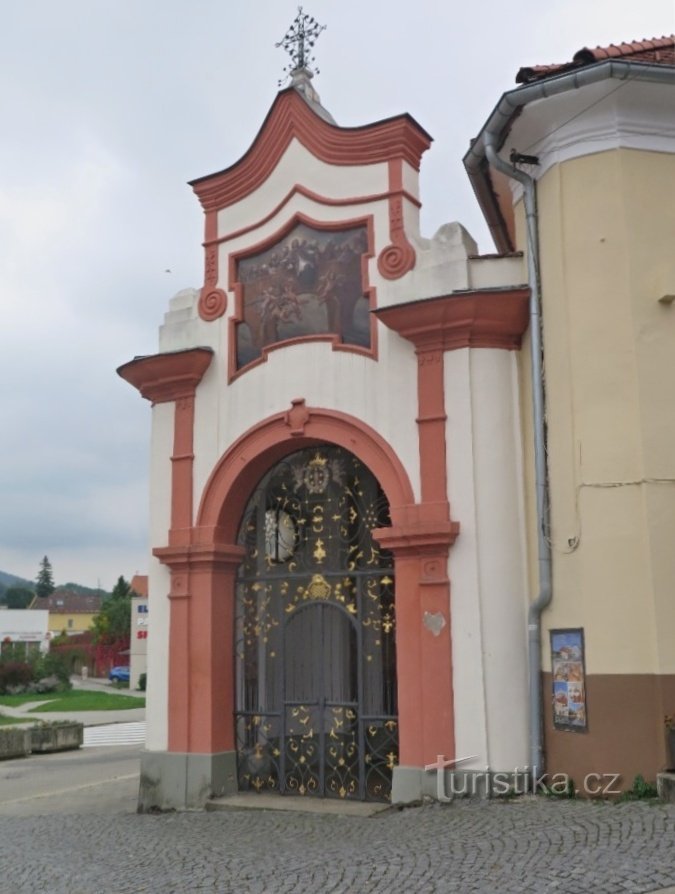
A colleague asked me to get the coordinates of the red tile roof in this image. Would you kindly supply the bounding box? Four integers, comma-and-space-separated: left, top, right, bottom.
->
516, 35, 675, 84
130, 575, 148, 598
30, 590, 103, 614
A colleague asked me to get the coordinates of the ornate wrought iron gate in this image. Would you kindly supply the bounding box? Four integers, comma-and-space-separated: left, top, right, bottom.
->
235, 446, 398, 801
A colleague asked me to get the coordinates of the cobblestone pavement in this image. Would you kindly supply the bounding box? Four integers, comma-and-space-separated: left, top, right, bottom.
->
1, 795, 674, 894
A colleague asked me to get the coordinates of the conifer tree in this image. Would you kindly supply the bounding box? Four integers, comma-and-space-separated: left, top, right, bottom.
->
36, 555, 55, 599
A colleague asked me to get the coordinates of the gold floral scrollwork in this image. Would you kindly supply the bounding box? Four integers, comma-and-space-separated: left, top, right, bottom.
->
313, 538, 327, 564
304, 573, 331, 600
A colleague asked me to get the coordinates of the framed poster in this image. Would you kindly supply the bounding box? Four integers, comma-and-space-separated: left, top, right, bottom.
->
550, 628, 588, 732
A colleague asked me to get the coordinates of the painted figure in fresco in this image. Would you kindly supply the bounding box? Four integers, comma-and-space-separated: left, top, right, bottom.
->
260, 283, 303, 344
236, 222, 370, 368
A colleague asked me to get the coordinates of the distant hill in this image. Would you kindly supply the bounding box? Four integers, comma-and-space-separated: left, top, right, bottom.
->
0, 571, 109, 600
0, 570, 34, 591
60, 582, 108, 599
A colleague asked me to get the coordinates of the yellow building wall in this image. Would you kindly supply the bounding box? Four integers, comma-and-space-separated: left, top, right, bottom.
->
48, 612, 97, 635
516, 148, 675, 677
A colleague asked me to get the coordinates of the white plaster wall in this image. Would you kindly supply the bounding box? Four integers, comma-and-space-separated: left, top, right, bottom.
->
387, 223, 477, 305
145, 401, 174, 751
193, 329, 421, 517
216, 139, 389, 238
401, 160, 420, 202
159, 289, 201, 353
218, 188, 392, 268
0, 610, 49, 646
468, 256, 526, 291
444, 349, 490, 766
446, 348, 529, 772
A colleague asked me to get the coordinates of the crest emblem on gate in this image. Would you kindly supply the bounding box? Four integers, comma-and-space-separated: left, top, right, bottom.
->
303, 453, 330, 494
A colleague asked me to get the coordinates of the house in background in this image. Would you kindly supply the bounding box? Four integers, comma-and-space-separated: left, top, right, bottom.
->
120, 26, 675, 810
30, 590, 102, 637
0, 608, 49, 657
129, 574, 149, 690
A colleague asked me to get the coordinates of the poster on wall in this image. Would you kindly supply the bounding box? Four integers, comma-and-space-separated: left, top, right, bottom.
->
550, 628, 588, 732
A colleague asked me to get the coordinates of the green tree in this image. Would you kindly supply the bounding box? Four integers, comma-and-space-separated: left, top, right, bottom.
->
111, 575, 132, 600
91, 576, 132, 643
4, 587, 34, 609
36, 556, 55, 599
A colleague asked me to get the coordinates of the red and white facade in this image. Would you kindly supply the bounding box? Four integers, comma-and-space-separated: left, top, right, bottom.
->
120, 74, 531, 809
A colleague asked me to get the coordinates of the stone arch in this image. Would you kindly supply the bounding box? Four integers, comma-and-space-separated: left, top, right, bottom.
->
195, 400, 415, 544
156, 399, 456, 801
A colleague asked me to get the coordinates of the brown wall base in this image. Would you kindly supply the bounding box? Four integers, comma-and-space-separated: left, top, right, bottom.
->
542, 672, 675, 794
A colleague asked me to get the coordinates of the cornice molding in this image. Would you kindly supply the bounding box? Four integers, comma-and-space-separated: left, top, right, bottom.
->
374, 288, 529, 352
510, 110, 675, 201
464, 62, 675, 252
190, 89, 432, 213
117, 348, 214, 404
154, 543, 246, 571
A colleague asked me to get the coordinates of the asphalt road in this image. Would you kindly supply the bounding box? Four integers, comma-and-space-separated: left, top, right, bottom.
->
0, 744, 140, 817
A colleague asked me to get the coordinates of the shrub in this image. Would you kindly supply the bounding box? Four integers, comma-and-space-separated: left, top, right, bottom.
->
0, 661, 34, 694
0, 642, 29, 663
32, 652, 72, 690
138, 673, 147, 692
619, 774, 658, 801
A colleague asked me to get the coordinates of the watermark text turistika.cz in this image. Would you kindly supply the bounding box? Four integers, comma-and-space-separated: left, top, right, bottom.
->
424, 755, 622, 799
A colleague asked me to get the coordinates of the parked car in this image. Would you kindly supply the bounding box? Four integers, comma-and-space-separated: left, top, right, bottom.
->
108, 666, 130, 683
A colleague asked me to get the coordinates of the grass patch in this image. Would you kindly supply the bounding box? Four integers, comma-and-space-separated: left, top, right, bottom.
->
0, 692, 70, 707
0, 713, 29, 726
0, 691, 145, 712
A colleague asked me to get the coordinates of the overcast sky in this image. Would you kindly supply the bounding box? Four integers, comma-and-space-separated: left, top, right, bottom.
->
1, 0, 673, 590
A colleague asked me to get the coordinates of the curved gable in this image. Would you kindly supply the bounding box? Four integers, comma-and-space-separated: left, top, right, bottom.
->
190, 88, 432, 213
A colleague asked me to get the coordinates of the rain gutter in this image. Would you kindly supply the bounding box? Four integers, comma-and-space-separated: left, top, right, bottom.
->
463, 59, 675, 778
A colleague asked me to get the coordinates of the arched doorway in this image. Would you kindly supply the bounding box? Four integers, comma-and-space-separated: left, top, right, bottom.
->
234, 445, 398, 801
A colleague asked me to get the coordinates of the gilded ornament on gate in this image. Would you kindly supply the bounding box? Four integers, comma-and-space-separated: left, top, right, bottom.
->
304, 453, 330, 494
304, 573, 331, 600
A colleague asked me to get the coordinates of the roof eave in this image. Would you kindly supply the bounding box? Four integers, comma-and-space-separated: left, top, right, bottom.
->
464, 59, 675, 252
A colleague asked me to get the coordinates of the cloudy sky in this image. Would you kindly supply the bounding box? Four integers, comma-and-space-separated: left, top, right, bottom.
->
1, 0, 673, 590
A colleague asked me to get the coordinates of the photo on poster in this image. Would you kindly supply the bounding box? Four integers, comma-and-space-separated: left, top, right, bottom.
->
550, 628, 588, 732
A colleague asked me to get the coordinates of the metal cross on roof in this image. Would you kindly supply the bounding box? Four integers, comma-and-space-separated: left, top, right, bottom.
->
276, 7, 326, 80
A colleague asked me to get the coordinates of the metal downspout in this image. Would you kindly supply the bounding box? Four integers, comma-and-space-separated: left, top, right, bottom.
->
484, 134, 552, 778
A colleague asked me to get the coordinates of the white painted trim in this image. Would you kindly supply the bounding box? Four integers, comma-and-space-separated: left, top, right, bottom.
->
505, 85, 675, 201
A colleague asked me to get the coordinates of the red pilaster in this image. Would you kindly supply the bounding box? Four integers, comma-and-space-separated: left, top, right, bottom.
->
154, 544, 245, 753
375, 513, 458, 767
374, 287, 529, 767
117, 348, 214, 752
